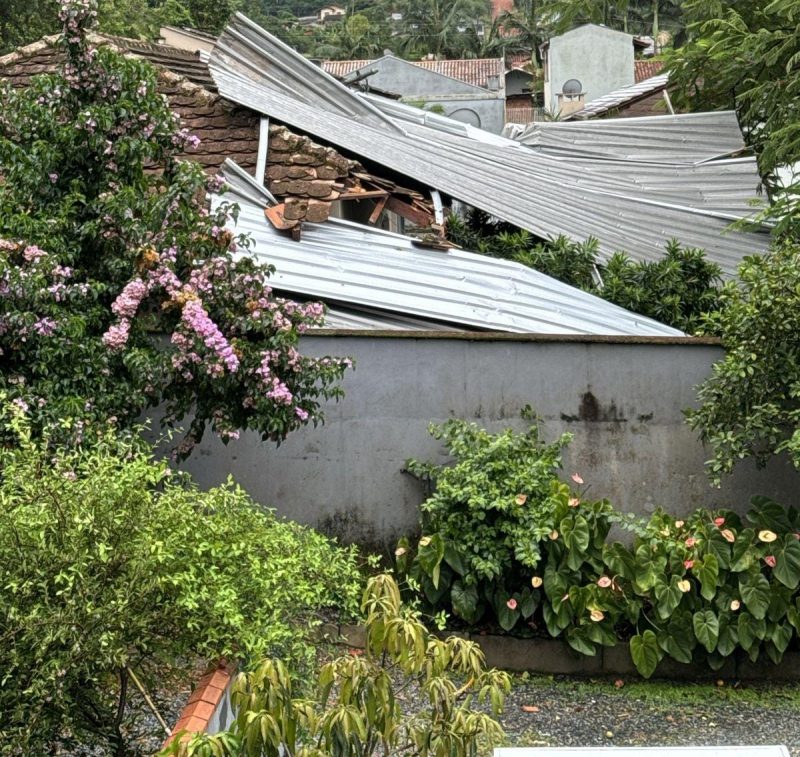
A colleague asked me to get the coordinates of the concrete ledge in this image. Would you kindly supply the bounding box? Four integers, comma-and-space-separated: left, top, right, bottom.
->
325, 623, 800, 680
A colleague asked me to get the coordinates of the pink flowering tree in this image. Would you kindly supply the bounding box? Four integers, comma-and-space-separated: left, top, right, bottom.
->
0, 0, 348, 455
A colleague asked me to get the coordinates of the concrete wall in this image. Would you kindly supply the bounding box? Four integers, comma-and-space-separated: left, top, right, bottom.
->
179, 333, 799, 549
544, 24, 634, 114
362, 56, 506, 133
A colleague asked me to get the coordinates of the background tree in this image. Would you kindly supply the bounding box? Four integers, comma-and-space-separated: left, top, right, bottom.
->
393, 0, 491, 59
666, 0, 800, 237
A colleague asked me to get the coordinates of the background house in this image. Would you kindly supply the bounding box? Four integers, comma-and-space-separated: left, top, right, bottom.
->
540, 24, 644, 116
322, 54, 507, 133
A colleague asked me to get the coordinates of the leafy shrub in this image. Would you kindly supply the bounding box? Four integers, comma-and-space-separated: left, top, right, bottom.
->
600, 241, 722, 333
163, 573, 511, 757
400, 418, 800, 677
688, 241, 800, 482
0, 404, 362, 755
397, 417, 619, 648
0, 0, 348, 456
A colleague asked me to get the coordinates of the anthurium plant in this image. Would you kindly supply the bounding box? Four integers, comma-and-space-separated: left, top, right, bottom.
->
400, 419, 800, 677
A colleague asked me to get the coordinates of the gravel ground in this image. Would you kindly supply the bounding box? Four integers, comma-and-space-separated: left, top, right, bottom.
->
495, 675, 800, 754
58, 667, 800, 755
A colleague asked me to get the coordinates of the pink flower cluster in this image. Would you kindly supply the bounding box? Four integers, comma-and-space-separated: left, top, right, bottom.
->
181, 299, 239, 374
111, 278, 147, 319
23, 245, 47, 263
102, 321, 129, 350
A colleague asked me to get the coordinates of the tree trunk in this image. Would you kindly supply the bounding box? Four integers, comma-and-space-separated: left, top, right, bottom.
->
652, 0, 659, 49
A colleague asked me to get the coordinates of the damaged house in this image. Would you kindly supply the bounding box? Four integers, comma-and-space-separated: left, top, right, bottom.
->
0, 17, 772, 336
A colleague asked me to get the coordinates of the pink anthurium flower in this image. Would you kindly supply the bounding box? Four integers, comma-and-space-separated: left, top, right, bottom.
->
506, 598, 518, 610
714, 517, 725, 527
765, 555, 777, 568
684, 559, 694, 569
597, 576, 612, 588
571, 473, 584, 484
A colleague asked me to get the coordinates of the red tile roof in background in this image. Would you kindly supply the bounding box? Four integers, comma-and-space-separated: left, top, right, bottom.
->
491, 0, 514, 20
321, 57, 505, 90
506, 52, 534, 71
634, 59, 664, 83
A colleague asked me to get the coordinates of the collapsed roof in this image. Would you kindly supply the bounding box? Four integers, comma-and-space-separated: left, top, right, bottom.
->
208, 14, 770, 277
215, 159, 682, 337
503, 112, 748, 165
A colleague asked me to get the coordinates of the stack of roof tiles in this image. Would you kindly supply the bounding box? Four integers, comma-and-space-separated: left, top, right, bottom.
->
266, 124, 359, 224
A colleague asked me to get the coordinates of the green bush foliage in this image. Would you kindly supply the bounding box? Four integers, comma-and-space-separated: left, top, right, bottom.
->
0, 404, 362, 755
687, 241, 800, 482
445, 210, 722, 332
0, 0, 348, 457
400, 418, 800, 678
666, 0, 800, 237
398, 418, 621, 649
600, 241, 722, 333
163, 573, 511, 757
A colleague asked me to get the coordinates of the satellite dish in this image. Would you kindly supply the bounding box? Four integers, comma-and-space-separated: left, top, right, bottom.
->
562, 78, 582, 95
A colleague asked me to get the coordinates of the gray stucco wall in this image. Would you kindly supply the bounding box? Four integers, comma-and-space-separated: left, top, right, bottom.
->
179, 333, 798, 549
544, 24, 634, 114
360, 56, 506, 133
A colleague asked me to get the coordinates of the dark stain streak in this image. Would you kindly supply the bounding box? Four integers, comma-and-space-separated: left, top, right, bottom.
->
561, 390, 628, 424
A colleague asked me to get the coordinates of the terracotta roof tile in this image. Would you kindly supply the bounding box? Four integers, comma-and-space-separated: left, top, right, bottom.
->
321, 57, 505, 90
634, 59, 664, 83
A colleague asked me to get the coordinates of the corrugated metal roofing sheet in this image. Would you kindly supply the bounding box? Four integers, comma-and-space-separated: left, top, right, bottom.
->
208, 15, 770, 276
569, 73, 669, 119
216, 160, 683, 336
506, 112, 747, 165
321, 56, 505, 90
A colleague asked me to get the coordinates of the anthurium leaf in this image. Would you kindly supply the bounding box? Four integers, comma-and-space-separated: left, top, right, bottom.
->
567, 626, 598, 657
543, 564, 568, 601
769, 621, 793, 654
563, 515, 590, 559
774, 538, 800, 590
730, 529, 756, 572
692, 609, 720, 653
654, 576, 684, 620
586, 620, 617, 647
788, 604, 800, 633
737, 611, 765, 653
417, 533, 446, 579
603, 543, 636, 581
695, 554, 719, 601
716, 614, 738, 658
657, 629, 694, 664
444, 542, 467, 576
421, 571, 449, 606
740, 572, 771, 620
629, 630, 662, 678
450, 580, 480, 623
497, 601, 520, 632
748, 497, 792, 532
707, 532, 732, 570
767, 583, 792, 622
634, 545, 663, 592
519, 587, 538, 619
657, 610, 696, 664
